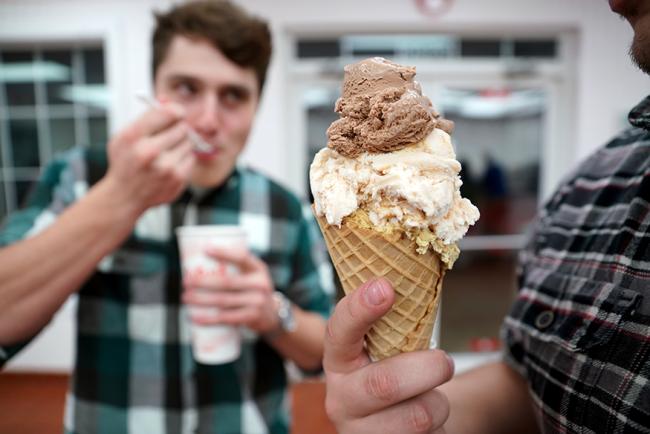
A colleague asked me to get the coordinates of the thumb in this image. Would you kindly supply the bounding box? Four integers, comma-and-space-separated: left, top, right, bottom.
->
323, 278, 395, 374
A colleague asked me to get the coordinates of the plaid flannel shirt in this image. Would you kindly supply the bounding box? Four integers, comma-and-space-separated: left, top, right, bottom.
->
502, 96, 650, 433
0, 148, 335, 434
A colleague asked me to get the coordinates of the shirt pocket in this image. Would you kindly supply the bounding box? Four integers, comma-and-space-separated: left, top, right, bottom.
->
508, 267, 642, 353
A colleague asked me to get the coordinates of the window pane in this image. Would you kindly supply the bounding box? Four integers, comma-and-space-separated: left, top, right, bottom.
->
5, 83, 36, 107
14, 179, 35, 208
43, 50, 73, 105
0, 181, 6, 222
351, 47, 396, 57
460, 39, 501, 57
87, 106, 107, 117
9, 118, 40, 167
50, 117, 76, 155
88, 115, 107, 148
436, 87, 543, 236
0, 43, 108, 221
305, 102, 339, 202
2, 51, 37, 106
83, 48, 105, 84
297, 40, 340, 59
440, 250, 517, 352
513, 40, 556, 58
0, 120, 5, 168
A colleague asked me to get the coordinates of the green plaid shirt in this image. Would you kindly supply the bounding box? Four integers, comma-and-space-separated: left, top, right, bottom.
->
0, 148, 335, 434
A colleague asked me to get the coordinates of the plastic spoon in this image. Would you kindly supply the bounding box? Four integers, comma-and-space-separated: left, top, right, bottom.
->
136, 93, 212, 153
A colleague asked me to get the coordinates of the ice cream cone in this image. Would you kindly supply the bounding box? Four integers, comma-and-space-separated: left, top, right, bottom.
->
315, 211, 445, 360
310, 58, 479, 360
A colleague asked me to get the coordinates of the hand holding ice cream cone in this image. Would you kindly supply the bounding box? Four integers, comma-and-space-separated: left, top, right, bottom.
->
323, 278, 455, 433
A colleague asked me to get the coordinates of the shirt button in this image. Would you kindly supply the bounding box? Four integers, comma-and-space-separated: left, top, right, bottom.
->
535, 310, 555, 330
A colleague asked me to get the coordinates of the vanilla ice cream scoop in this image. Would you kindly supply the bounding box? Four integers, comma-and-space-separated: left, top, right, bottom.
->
311, 128, 478, 246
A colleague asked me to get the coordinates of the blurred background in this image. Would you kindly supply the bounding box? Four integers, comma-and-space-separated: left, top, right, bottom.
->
0, 0, 647, 430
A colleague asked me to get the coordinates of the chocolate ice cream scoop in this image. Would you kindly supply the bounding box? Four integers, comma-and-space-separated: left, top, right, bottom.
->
327, 57, 453, 158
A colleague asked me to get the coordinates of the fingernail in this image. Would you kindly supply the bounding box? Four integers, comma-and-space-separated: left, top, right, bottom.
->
445, 353, 455, 374
365, 279, 387, 306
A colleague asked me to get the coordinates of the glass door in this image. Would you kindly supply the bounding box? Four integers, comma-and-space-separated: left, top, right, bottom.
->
291, 32, 573, 356
425, 84, 546, 353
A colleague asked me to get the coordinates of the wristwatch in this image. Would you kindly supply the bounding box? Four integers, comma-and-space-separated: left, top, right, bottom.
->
266, 291, 296, 339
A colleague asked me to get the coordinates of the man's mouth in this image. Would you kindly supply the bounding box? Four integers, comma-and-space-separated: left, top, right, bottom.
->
193, 147, 219, 161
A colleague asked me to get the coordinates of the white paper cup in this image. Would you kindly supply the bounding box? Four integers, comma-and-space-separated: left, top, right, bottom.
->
175, 225, 248, 364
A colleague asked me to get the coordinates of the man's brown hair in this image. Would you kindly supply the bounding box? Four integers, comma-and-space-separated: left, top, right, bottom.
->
152, 0, 272, 92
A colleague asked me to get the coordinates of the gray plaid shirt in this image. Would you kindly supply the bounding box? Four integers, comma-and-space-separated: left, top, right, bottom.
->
502, 96, 650, 433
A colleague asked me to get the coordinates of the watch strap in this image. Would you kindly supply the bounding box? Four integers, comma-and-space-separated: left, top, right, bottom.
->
264, 291, 296, 340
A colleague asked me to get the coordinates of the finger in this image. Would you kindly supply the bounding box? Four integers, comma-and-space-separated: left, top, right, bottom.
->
128, 121, 188, 169
191, 306, 255, 326
323, 278, 395, 374
153, 138, 194, 173
182, 261, 259, 291
186, 272, 269, 293
348, 388, 450, 434
206, 247, 261, 272
188, 305, 219, 322
175, 149, 196, 179
183, 288, 263, 308
337, 350, 454, 417
147, 120, 189, 153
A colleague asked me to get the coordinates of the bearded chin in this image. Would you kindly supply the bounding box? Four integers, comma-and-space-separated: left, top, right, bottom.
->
630, 31, 650, 75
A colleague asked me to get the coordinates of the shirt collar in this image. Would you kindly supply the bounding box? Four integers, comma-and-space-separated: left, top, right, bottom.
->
184, 166, 242, 200
628, 95, 650, 131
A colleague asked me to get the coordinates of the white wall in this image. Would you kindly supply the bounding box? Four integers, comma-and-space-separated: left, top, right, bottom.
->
2, 0, 648, 372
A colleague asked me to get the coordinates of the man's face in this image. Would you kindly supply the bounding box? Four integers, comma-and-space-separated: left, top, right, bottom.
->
154, 35, 260, 188
610, 0, 650, 74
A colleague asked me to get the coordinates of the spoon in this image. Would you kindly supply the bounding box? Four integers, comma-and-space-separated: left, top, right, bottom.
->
136, 93, 212, 153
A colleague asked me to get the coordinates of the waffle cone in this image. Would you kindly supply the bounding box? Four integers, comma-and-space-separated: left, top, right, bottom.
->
315, 211, 445, 360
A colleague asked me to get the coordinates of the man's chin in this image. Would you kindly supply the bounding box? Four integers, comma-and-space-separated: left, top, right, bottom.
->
631, 36, 650, 75
629, 13, 650, 74
190, 167, 234, 190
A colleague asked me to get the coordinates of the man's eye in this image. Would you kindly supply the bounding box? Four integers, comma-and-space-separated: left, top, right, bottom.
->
221, 88, 248, 106
176, 81, 197, 97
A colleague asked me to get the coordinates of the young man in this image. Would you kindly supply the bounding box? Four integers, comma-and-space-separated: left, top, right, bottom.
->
0, 2, 333, 433
323, 1, 650, 433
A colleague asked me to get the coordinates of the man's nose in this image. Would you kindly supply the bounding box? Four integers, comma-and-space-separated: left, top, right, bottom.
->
193, 95, 220, 134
